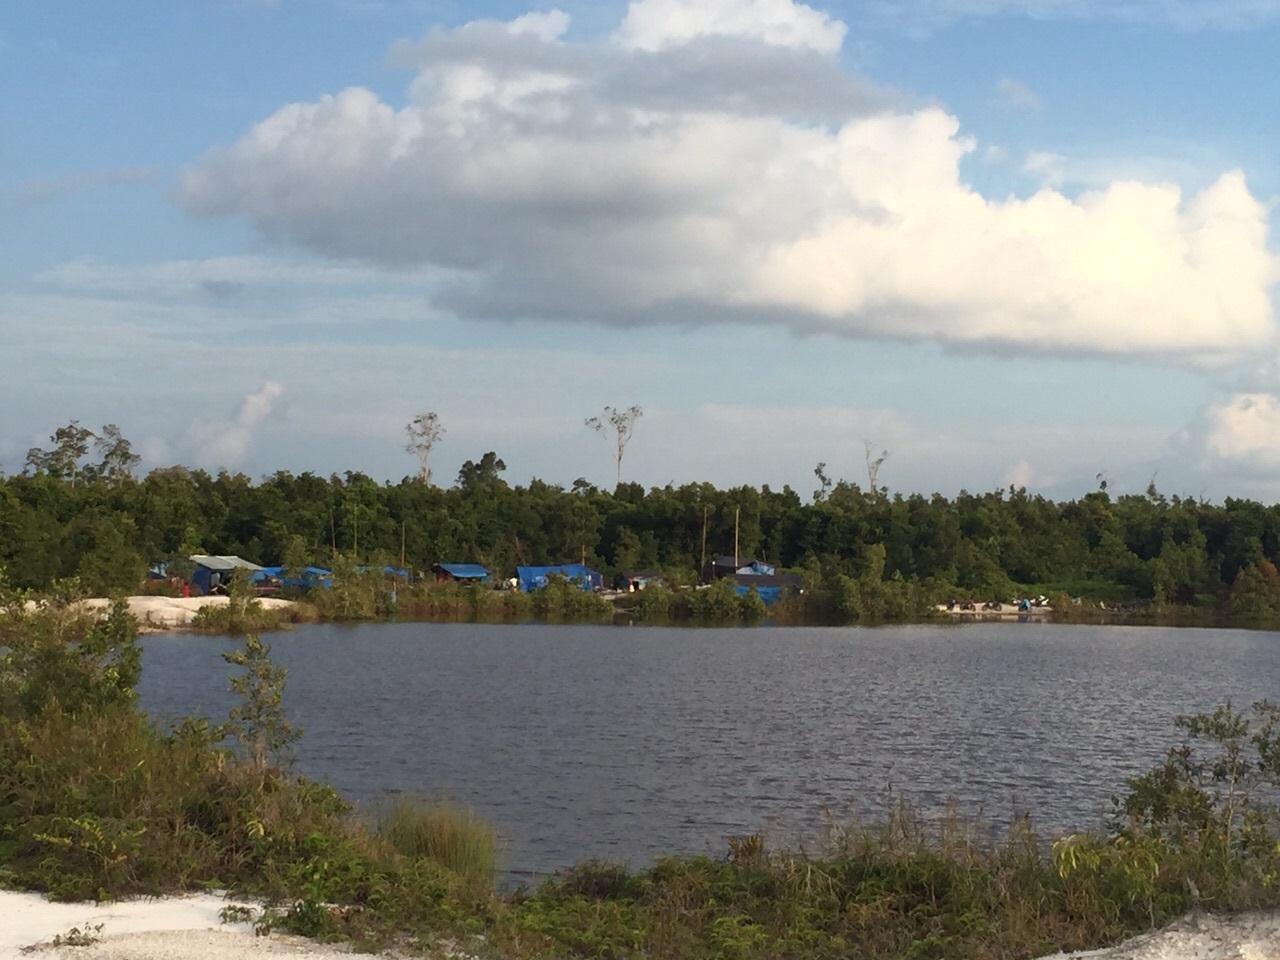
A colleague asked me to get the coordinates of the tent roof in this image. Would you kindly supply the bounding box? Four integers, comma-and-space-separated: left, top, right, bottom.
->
434, 563, 490, 578
189, 555, 264, 572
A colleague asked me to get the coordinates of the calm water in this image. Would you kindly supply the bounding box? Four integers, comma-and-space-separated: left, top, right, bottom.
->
137, 622, 1280, 879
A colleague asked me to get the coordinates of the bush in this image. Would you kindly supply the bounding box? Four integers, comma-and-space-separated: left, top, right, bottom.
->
372, 796, 499, 883
529, 575, 612, 622
190, 569, 293, 635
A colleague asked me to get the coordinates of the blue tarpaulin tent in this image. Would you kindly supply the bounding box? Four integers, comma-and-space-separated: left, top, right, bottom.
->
733, 583, 784, 606
433, 563, 491, 583
516, 563, 603, 593
726, 573, 802, 607
249, 566, 333, 591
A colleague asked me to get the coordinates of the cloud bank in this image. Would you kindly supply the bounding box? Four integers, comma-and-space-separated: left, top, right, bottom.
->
181, 0, 1278, 366
869, 0, 1280, 30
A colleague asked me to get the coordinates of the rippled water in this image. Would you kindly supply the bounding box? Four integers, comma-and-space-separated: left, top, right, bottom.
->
137, 621, 1280, 878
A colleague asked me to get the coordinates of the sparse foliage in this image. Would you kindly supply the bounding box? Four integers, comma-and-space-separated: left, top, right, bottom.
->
864, 441, 889, 498
813, 462, 832, 503
405, 412, 445, 484
586, 404, 643, 486
91, 424, 141, 483
221, 633, 302, 769
25, 421, 97, 484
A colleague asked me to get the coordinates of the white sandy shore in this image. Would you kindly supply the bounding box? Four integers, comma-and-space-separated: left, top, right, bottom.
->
19, 596, 297, 631
4, 889, 1280, 960
0, 890, 369, 959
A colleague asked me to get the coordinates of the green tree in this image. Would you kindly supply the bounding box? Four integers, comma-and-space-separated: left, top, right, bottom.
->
221, 633, 302, 769
25, 421, 96, 485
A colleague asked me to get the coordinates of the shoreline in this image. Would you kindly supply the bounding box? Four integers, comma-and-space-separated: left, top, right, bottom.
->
5, 888, 1280, 960
934, 602, 1055, 621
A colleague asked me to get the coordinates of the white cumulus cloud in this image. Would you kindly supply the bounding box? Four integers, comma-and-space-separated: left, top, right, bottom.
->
1205, 392, 1280, 464
180, 0, 1279, 367
616, 0, 847, 52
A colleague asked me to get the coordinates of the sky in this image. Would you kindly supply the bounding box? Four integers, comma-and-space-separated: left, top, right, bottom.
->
3, 0, 1279, 502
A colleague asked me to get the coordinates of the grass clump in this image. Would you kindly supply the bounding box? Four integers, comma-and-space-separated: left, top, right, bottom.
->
372, 796, 499, 883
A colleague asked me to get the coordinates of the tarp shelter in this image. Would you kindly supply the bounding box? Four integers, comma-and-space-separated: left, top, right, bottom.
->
189, 555, 264, 595
432, 563, 491, 583
249, 566, 333, 592
727, 573, 802, 607
516, 563, 603, 593
710, 556, 776, 578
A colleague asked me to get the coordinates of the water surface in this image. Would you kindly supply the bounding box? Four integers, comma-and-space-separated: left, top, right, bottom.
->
138, 622, 1280, 878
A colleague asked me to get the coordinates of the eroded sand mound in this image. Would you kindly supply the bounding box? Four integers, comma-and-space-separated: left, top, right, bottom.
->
18, 595, 296, 630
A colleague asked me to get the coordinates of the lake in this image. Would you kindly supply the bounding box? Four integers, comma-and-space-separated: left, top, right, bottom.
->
137, 621, 1280, 880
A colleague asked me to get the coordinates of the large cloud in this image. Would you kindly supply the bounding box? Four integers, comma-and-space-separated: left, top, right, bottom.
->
181, 0, 1278, 366
1203, 393, 1280, 466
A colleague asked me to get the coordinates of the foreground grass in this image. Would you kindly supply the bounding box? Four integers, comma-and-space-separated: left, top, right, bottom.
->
5, 587, 1280, 958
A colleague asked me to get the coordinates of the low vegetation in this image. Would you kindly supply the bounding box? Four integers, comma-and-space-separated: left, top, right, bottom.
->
5, 588, 1280, 957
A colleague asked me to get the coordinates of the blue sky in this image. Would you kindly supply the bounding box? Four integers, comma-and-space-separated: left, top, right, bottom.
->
3, 0, 1278, 501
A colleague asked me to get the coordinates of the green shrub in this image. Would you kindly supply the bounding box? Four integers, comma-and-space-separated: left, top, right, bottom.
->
633, 584, 673, 620
529, 575, 612, 622
190, 570, 293, 635
372, 796, 499, 883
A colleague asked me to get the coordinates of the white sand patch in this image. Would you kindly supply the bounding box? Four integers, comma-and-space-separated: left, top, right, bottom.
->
1037, 909, 1280, 959
18, 596, 296, 631
4, 889, 1280, 960
0, 890, 359, 959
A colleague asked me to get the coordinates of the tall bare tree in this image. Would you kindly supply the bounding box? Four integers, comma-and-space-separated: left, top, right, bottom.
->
586, 404, 643, 487
864, 441, 889, 499
405, 412, 445, 484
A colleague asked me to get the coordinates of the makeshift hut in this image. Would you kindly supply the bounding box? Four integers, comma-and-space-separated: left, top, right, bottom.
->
189, 555, 264, 595
432, 563, 491, 584
709, 555, 776, 579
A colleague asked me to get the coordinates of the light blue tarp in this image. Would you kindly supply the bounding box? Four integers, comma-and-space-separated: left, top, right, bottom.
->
516, 563, 603, 593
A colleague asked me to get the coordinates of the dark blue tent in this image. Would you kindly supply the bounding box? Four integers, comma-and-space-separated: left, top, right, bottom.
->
250, 565, 333, 591
433, 563, 491, 583
516, 563, 603, 593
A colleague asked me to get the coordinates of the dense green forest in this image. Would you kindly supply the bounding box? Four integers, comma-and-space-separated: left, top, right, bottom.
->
6, 421, 1280, 619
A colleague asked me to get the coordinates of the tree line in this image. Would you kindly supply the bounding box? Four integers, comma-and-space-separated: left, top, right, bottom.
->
6, 421, 1280, 620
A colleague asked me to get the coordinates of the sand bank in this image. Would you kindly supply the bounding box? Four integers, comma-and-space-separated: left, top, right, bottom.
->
19, 596, 296, 632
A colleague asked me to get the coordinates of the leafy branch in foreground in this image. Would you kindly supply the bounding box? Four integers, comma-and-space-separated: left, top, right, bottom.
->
221, 633, 302, 769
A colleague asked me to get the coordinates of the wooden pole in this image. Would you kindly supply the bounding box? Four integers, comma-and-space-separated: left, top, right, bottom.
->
701, 504, 708, 575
